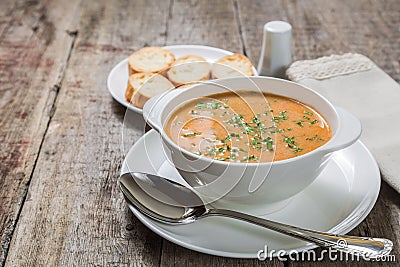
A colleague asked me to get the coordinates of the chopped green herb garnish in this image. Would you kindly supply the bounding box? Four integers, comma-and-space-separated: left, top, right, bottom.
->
293, 147, 303, 153
223, 135, 231, 143
310, 119, 318, 124
183, 132, 200, 137
230, 133, 241, 138
271, 128, 284, 133
280, 111, 288, 120
283, 136, 295, 145
259, 124, 267, 133
295, 121, 304, 127
252, 116, 261, 126
263, 137, 272, 142
267, 142, 273, 151
306, 134, 318, 141
271, 111, 288, 123
251, 140, 261, 145
195, 103, 207, 109
195, 102, 228, 110
242, 155, 259, 162
306, 134, 324, 142
243, 127, 254, 134
303, 110, 313, 116
233, 114, 243, 121
283, 136, 303, 153
249, 155, 259, 161
262, 137, 274, 151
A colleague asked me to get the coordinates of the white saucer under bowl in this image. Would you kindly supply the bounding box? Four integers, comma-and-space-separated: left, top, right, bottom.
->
107, 45, 258, 114
120, 130, 380, 258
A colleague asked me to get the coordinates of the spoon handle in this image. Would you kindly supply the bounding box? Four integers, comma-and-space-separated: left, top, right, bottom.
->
204, 209, 393, 259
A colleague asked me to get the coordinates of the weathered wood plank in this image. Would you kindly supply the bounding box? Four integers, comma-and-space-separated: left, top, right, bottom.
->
237, 0, 400, 266
165, 0, 243, 54
5, 0, 171, 266
162, 239, 283, 267
237, 0, 400, 82
0, 0, 80, 265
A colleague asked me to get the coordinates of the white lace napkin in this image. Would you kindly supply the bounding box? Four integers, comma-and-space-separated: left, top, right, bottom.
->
287, 53, 400, 194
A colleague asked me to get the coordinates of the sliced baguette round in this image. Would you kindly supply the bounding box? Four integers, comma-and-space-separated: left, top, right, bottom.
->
175, 81, 201, 90
167, 55, 210, 86
212, 54, 254, 79
128, 47, 175, 75
125, 72, 152, 103
126, 73, 174, 109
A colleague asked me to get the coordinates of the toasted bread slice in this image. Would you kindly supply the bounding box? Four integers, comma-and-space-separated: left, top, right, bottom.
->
125, 72, 152, 103
126, 73, 174, 109
128, 47, 175, 75
167, 55, 210, 86
212, 54, 254, 79
175, 81, 201, 90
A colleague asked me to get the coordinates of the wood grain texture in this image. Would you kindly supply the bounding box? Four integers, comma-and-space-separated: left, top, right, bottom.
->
165, 0, 243, 53
161, 239, 285, 267
4, 0, 170, 266
237, 0, 400, 82
0, 0, 79, 265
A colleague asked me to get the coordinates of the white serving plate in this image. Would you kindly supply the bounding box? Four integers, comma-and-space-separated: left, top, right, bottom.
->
120, 130, 381, 258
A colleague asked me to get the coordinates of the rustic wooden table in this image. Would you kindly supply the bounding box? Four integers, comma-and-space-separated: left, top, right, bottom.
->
1, 0, 399, 266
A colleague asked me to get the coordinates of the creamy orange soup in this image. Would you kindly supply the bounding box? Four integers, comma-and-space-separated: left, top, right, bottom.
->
166, 91, 332, 162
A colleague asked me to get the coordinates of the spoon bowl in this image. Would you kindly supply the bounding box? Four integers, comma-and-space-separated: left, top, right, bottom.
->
119, 172, 206, 224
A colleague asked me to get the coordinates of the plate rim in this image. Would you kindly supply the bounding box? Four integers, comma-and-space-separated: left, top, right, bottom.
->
107, 44, 258, 115
120, 130, 381, 258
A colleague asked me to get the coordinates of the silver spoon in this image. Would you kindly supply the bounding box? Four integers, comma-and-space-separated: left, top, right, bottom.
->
118, 172, 393, 259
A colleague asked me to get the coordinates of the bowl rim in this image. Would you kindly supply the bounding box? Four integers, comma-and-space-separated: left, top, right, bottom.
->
156, 76, 341, 166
